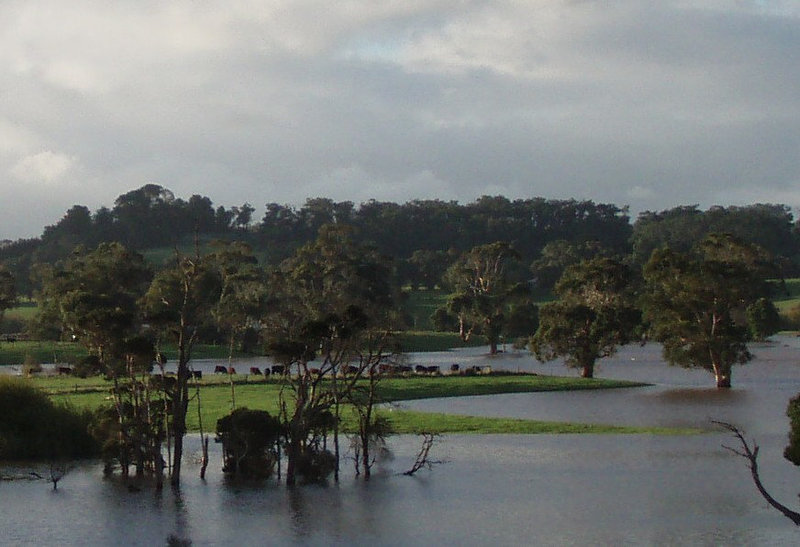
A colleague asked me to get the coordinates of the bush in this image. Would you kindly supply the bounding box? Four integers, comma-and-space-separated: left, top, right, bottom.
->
0, 377, 98, 460
216, 408, 282, 478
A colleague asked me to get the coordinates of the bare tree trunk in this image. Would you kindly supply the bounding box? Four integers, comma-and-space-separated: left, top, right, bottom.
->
228, 332, 236, 410
194, 373, 209, 480
171, 339, 189, 488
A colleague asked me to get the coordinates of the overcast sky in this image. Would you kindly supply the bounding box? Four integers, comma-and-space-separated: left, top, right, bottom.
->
1, 1, 798, 239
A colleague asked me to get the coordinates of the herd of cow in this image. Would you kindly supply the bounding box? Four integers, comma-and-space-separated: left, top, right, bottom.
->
50, 362, 492, 377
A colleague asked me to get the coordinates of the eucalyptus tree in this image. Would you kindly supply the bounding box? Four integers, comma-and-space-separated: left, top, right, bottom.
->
208, 240, 267, 408
442, 242, 531, 354
530, 257, 641, 378
34, 243, 162, 478
263, 224, 400, 484
643, 233, 776, 388
35, 242, 152, 366
141, 252, 222, 487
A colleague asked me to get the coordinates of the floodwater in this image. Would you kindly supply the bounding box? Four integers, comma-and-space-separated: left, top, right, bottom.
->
3, 338, 800, 545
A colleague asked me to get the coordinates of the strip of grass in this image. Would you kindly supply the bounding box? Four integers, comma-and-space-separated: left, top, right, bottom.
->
45, 372, 691, 436
375, 374, 645, 401
379, 409, 699, 435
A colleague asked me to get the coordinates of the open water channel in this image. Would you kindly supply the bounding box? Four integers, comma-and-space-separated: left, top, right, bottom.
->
3, 337, 800, 545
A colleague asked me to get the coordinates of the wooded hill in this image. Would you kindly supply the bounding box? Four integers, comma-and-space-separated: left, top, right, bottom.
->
1, 183, 798, 297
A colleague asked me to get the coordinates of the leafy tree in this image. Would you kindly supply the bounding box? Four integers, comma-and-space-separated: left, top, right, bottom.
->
746, 297, 781, 342
442, 242, 531, 354
643, 233, 775, 388
531, 239, 614, 290
632, 204, 798, 273
406, 249, 452, 289
35, 243, 152, 365
208, 240, 267, 408
530, 257, 641, 378
263, 224, 400, 484
141, 253, 221, 487
216, 408, 282, 478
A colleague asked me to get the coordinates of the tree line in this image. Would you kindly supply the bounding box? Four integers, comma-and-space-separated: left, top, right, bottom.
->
5, 184, 799, 298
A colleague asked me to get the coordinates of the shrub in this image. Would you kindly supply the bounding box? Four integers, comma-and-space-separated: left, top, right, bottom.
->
216, 408, 282, 478
0, 377, 98, 460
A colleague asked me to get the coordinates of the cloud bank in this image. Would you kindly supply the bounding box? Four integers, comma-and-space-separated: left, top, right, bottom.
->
1, 1, 798, 238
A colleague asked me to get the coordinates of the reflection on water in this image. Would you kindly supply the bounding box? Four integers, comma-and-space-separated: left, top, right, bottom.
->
3, 337, 800, 545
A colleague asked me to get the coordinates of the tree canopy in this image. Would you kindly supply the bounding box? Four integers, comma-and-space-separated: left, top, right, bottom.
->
642, 233, 776, 388
531, 257, 641, 378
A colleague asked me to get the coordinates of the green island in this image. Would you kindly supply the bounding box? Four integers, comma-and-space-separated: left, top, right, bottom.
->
35, 372, 696, 436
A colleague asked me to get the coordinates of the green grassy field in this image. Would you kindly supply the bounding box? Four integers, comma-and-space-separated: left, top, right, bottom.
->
41, 372, 694, 436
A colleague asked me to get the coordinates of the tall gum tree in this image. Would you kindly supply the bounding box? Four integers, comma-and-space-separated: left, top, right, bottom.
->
35, 242, 152, 366
443, 242, 530, 354
530, 256, 641, 378
141, 252, 221, 487
642, 233, 776, 388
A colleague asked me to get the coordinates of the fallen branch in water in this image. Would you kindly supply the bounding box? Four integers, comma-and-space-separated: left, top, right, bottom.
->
714, 420, 800, 526
403, 432, 445, 476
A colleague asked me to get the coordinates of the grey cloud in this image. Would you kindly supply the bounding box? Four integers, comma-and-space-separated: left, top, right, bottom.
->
1, 1, 798, 238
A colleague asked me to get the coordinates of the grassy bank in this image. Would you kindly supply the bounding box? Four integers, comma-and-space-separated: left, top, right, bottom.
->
42, 372, 692, 436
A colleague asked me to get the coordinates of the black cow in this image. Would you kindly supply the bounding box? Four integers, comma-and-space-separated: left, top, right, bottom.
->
56, 366, 72, 375
214, 365, 228, 374
191, 370, 203, 379
250, 367, 263, 376
450, 363, 460, 373
271, 365, 285, 375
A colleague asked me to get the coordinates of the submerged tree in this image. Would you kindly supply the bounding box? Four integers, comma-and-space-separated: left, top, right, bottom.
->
643, 233, 775, 388
263, 224, 400, 484
142, 253, 221, 487
531, 257, 641, 378
216, 408, 282, 478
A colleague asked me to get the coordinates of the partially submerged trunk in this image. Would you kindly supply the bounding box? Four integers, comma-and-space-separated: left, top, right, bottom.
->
713, 362, 732, 388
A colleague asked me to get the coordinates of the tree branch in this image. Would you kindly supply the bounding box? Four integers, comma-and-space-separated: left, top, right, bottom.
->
713, 420, 800, 526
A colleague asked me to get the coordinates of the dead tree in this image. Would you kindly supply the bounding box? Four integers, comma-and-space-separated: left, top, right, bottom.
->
403, 433, 444, 476
714, 420, 800, 526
